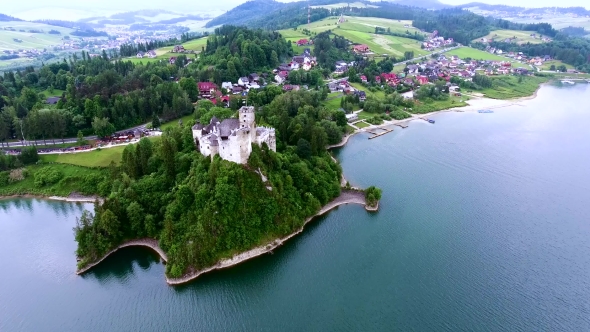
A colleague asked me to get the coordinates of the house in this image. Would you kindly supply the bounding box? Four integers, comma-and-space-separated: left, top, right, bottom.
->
328, 82, 338, 92
146, 50, 156, 58
360, 75, 367, 83
45, 97, 61, 105
275, 71, 289, 84
248, 73, 260, 82
136, 52, 144, 58
407, 65, 419, 74
169, 57, 177, 65
353, 44, 370, 53
296, 39, 310, 46
221, 82, 233, 91
173, 45, 185, 53
283, 85, 300, 92
231, 86, 244, 95
238, 77, 250, 87
354, 90, 367, 101
198, 82, 218, 98
192, 106, 276, 164
346, 113, 359, 122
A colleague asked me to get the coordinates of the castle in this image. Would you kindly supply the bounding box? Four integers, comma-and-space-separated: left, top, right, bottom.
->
192, 106, 276, 164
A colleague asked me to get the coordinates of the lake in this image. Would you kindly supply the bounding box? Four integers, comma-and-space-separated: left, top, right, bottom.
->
1, 83, 590, 331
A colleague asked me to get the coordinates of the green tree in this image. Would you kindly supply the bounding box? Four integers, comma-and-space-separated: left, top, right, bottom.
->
296, 138, 312, 159
92, 117, 115, 138
179, 77, 199, 102
76, 130, 88, 146
152, 113, 161, 128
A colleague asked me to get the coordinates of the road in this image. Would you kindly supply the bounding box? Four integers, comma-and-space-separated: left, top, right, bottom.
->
4, 123, 151, 148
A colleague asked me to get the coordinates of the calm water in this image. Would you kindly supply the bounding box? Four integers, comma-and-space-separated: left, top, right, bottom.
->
1, 84, 590, 331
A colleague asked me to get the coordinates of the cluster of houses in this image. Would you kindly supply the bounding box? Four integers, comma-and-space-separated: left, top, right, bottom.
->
195, 73, 267, 107
136, 50, 157, 58
273, 48, 318, 83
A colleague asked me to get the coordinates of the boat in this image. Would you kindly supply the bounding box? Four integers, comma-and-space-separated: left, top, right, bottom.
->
478, 110, 494, 113
561, 80, 575, 85
428, 119, 435, 124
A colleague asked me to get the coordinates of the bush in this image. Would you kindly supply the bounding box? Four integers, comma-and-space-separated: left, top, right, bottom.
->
34, 167, 63, 187
0, 171, 9, 186
18, 146, 39, 165
9, 168, 26, 183
365, 186, 382, 207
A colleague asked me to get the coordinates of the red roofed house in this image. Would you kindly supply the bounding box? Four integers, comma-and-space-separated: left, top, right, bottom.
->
297, 39, 309, 46
416, 75, 429, 85
360, 75, 367, 83
353, 44, 370, 53
198, 82, 218, 98
375, 76, 381, 84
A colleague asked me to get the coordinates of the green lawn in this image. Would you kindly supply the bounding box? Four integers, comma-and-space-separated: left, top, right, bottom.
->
538, 60, 574, 71
410, 96, 469, 114
332, 28, 428, 59
160, 114, 196, 130
445, 47, 508, 61
473, 29, 547, 45
480, 75, 549, 100
40, 145, 128, 167
124, 37, 207, 65
40, 88, 65, 97
0, 163, 106, 197
350, 83, 386, 99
354, 121, 370, 128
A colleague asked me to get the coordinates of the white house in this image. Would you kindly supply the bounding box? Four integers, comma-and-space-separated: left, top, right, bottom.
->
221, 82, 233, 91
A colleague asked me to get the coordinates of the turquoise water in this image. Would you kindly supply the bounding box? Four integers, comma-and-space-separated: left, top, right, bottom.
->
1, 84, 590, 331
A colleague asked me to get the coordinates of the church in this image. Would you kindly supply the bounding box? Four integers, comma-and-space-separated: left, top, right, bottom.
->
191, 106, 276, 164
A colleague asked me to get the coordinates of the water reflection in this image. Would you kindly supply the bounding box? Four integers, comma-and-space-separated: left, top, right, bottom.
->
0, 198, 88, 217
83, 247, 161, 284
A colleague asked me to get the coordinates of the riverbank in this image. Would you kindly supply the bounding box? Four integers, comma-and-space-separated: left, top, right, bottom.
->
166, 190, 370, 285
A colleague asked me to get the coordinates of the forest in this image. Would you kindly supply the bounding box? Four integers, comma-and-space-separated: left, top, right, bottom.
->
74, 88, 350, 278
0, 26, 297, 147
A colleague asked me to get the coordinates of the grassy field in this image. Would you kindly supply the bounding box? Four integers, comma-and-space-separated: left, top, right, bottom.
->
473, 29, 547, 44
0, 21, 77, 51
161, 114, 196, 130
40, 145, 128, 167
341, 17, 422, 36
349, 83, 386, 99
332, 28, 427, 58
124, 37, 208, 64
0, 164, 106, 197
445, 47, 508, 61
354, 121, 370, 128
40, 88, 65, 98
480, 75, 549, 99
538, 60, 574, 71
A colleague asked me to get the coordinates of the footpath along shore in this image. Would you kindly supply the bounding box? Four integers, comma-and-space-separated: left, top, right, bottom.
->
75, 190, 375, 285
0, 193, 101, 203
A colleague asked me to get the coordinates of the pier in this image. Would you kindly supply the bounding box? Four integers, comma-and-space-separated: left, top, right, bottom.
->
367, 127, 394, 139
394, 122, 409, 129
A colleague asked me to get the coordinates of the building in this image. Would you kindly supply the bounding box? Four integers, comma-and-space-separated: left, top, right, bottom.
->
173, 45, 185, 53
198, 82, 218, 98
346, 113, 359, 122
192, 106, 277, 164
353, 44, 370, 53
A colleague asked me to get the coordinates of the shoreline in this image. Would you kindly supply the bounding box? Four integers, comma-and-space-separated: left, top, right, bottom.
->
338, 82, 549, 149
0, 193, 101, 203
76, 239, 167, 275
166, 190, 370, 285
74, 190, 373, 285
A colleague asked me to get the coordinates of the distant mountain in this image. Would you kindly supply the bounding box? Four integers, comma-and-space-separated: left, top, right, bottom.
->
77, 10, 210, 27
458, 3, 590, 16
386, 0, 450, 10
0, 13, 23, 21
205, 0, 287, 28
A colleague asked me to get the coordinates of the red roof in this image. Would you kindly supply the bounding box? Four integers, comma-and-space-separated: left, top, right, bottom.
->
416, 75, 429, 85
297, 39, 308, 45
198, 82, 218, 91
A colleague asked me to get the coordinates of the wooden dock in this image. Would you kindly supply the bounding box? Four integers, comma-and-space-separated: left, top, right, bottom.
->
394, 122, 409, 129
368, 128, 393, 139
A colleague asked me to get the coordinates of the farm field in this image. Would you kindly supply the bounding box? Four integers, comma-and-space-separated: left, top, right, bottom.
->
444, 47, 508, 61
538, 60, 574, 71
473, 29, 547, 44
341, 16, 422, 36
125, 37, 207, 64
0, 21, 76, 51
332, 28, 428, 59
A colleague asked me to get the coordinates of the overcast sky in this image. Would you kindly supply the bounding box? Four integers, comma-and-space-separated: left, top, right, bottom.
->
3, 0, 589, 20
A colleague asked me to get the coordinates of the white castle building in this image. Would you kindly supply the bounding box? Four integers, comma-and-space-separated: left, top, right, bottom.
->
192, 106, 276, 164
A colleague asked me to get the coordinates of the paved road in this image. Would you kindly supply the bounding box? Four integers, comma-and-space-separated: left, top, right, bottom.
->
4, 122, 151, 148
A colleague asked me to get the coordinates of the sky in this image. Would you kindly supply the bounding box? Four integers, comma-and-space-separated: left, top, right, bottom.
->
3, 0, 589, 20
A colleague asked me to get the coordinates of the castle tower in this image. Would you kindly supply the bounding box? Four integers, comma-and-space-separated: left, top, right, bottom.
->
239, 106, 256, 142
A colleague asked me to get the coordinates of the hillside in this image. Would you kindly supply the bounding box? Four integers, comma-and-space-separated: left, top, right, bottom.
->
205, 0, 287, 28
0, 21, 75, 51
0, 13, 23, 22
